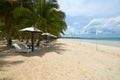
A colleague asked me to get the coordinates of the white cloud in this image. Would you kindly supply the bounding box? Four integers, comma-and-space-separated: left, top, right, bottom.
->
66, 26, 76, 33
58, 0, 120, 17
73, 22, 79, 25
81, 16, 120, 34
62, 25, 79, 37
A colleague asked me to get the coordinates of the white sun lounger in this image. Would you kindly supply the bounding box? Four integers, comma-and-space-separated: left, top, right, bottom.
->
12, 43, 31, 53
22, 44, 38, 50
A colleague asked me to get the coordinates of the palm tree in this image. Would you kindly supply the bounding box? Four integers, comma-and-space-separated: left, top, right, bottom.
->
0, 0, 67, 47
35, 0, 67, 36
0, 0, 18, 47
0, 0, 35, 47
14, 0, 67, 36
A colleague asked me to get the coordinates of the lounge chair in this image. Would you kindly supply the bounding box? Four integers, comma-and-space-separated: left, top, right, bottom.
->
12, 43, 31, 53
22, 44, 38, 50
22, 44, 29, 49
41, 40, 51, 46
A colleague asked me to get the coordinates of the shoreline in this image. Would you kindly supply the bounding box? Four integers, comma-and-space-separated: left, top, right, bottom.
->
63, 38, 120, 56
69, 38, 120, 48
77, 40, 120, 56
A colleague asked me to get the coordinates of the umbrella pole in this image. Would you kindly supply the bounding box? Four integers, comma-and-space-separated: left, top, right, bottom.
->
46, 35, 48, 46
31, 32, 34, 52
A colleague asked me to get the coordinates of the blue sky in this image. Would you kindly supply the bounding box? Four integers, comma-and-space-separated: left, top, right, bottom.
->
58, 0, 120, 38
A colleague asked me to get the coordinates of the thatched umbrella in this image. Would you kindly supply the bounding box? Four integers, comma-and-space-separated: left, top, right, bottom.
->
19, 26, 42, 51
41, 32, 51, 36
41, 32, 51, 42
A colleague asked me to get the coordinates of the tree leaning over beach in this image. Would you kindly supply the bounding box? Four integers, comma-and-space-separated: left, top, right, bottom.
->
0, 0, 67, 47
0, 0, 35, 47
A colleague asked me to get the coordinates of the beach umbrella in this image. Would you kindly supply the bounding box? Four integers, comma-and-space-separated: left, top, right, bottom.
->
19, 26, 43, 51
50, 34, 57, 38
41, 33, 57, 38
19, 27, 42, 32
41, 32, 52, 43
41, 32, 51, 36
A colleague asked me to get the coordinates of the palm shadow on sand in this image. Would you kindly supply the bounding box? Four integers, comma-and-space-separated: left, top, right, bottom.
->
0, 59, 24, 80
0, 41, 66, 71
0, 40, 67, 79
0, 59, 24, 71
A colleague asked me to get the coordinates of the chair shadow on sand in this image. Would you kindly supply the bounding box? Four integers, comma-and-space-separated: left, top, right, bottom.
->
0, 40, 67, 57
19, 42, 67, 57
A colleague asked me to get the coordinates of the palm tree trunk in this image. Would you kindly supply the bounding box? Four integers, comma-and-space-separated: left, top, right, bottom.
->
7, 37, 12, 48
7, 26, 14, 48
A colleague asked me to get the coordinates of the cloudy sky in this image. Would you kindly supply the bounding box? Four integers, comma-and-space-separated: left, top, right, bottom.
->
58, 0, 120, 38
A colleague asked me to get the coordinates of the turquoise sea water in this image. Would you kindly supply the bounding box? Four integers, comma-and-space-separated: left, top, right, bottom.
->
81, 38, 120, 42
62, 37, 120, 41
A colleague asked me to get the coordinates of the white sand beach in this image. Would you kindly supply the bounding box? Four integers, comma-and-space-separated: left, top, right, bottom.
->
0, 39, 120, 80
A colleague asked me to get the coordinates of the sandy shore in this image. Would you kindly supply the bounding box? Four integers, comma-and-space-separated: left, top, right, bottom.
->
79, 39, 120, 47
0, 39, 120, 80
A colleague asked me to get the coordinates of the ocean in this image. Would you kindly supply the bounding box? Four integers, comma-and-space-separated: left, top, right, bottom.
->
62, 37, 120, 47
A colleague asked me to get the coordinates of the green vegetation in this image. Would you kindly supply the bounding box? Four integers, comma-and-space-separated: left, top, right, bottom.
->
0, 0, 67, 47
